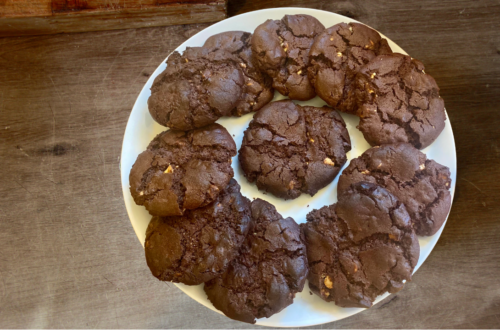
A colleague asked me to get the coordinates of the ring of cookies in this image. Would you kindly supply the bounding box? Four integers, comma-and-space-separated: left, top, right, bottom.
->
129, 14, 452, 324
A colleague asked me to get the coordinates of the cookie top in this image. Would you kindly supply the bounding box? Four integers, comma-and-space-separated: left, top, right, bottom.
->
204, 199, 308, 324
129, 123, 236, 216
308, 22, 392, 114
338, 143, 452, 236
238, 100, 351, 199
144, 179, 252, 285
148, 47, 244, 130
204, 31, 274, 116
251, 14, 325, 101
301, 182, 420, 308
354, 53, 446, 149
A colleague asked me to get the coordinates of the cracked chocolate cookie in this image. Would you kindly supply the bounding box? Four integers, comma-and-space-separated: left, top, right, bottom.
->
308, 22, 392, 114
129, 123, 236, 216
144, 179, 252, 285
354, 53, 446, 149
148, 47, 244, 130
301, 182, 420, 308
338, 143, 452, 236
204, 199, 308, 324
204, 31, 274, 116
238, 100, 351, 200
251, 14, 325, 100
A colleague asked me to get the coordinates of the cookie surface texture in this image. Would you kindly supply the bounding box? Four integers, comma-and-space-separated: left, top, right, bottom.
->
204, 31, 274, 116
144, 179, 252, 285
148, 47, 244, 130
239, 100, 351, 199
129, 123, 236, 216
204, 198, 308, 323
301, 182, 420, 308
338, 143, 452, 236
308, 22, 392, 114
252, 14, 325, 100
355, 53, 446, 149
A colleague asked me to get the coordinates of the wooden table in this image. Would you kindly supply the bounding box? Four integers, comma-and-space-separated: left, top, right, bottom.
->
1, 0, 499, 328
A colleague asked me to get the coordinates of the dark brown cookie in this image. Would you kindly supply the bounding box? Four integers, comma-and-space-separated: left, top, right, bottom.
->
148, 47, 244, 130
144, 179, 252, 285
204, 31, 274, 116
238, 100, 351, 200
338, 143, 452, 236
354, 53, 446, 149
308, 22, 392, 114
301, 182, 420, 308
204, 199, 308, 324
129, 123, 236, 216
251, 15, 325, 101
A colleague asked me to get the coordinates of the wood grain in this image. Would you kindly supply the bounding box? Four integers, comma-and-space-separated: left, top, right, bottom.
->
0, 0, 499, 328
0, 0, 227, 37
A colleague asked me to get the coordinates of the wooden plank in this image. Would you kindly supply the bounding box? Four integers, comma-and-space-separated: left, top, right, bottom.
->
0, 0, 499, 328
0, 0, 227, 37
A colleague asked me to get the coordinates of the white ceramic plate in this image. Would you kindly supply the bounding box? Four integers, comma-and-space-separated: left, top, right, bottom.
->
120, 7, 457, 327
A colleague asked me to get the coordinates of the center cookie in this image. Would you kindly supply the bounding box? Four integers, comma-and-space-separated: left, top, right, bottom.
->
204, 199, 308, 324
144, 179, 252, 285
301, 182, 420, 308
148, 47, 244, 130
129, 123, 236, 216
204, 31, 274, 116
238, 100, 351, 200
252, 14, 325, 100
308, 22, 392, 114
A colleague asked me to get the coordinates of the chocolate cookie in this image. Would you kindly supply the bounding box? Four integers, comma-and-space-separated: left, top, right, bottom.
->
251, 15, 325, 100
238, 100, 351, 199
204, 31, 274, 116
308, 22, 392, 114
301, 182, 420, 308
204, 199, 308, 324
144, 179, 252, 285
338, 143, 452, 236
148, 47, 244, 130
354, 53, 446, 149
129, 123, 236, 216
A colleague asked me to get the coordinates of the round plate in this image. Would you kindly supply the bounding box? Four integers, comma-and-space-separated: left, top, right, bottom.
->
120, 7, 457, 327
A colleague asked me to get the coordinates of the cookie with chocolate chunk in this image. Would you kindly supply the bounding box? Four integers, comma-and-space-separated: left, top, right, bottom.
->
129, 123, 236, 216
252, 15, 325, 100
338, 143, 452, 236
238, 100, 351, 200
204, 199, 308, 323
354, 53, 446, 149
301, 182, 420, 308
148, 47, 244, 130
144, 179, 252, 285
204, 31, 274, 116
308, 22, 392, 114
